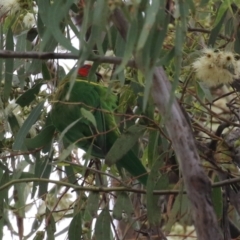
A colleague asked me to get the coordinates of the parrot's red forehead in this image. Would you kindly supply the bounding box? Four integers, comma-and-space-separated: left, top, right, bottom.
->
78, 64, 92, 77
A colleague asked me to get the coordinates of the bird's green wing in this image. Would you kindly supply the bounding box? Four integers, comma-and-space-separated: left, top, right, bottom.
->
51, 78, 148, 185
51, 79, 109, 158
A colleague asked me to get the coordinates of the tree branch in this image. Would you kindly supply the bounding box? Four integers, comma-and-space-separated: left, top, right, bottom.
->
187, 27, 231, 41
0, 177, 238, 196
0, 50, 137, 66
0, 177, 177, 194
152, 67, 223, 240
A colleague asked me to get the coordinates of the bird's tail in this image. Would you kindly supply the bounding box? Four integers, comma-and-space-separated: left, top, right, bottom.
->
116, 150, 148, 185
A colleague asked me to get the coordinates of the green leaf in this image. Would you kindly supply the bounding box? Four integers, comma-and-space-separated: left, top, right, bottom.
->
143, 68, 154, 111
19, 172, 36, 179
208, 6, 228, 47
15, 32, 27, 70
114, 32, 126, 84
186, 0, 196, 14
165, 194, 182, 232
0, 167, 4, 239
27, 59, 43, 75
78, 1, 95, 61
94, 206, 111, 240
115, 18, 138, 75
81, 108, 97, 128
37, 155, 52, 198
31, 219, 44, 238
16, 81, 45, 107
35, 0, 50, 26
149, 3, 169, 63
146, 154, 166, 226
58, 117, 81, 143
170, 22, 184, 108
46, 208, 56, 240
115, 31, 126, 58
17, 66, 27, 89
0, 160, 9, 172
86, 192, 99, 217
13, 101, 45, 150
106, 125, 146, 166
148, 131, 160, 168
8, 113, 20, 137
64, 164, 77, 184
39, 12, 61, 53
42, 62, 51, 80
14, 183, 26, 217
33, 231, 45, 240
137, 1, 160, 51
214, 2, 230, 27
224, 17, 234, 37
68, 212, 82, 240
211, 176, 223, 219
92, 0, 108, 26
0, 218, 3, 240
234, 28, 240, 54
31, 152, 40, 198
200, 0, 209, 7
4, 28, 14, 101
58, 143, 76, 162
25, 125, 55, 150
112, 200, 122, 220
196, 82, 213, 102
178, 195, 192, 226
159, 48, 175, 66
178, 0, 188, 32
0, 170, 10, 203
46, 0, 78, 54
113, 192, 134, 221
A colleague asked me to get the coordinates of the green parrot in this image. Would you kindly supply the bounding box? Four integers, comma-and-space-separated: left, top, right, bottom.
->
51, 64, 148, 185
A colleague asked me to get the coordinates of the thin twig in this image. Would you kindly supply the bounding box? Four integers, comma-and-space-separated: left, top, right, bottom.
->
0, 177, 239, 195
187, 27, 231, 41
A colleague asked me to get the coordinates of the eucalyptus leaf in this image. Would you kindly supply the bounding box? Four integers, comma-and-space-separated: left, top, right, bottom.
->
16, 81, 45, 107
106, 125, 146, 165
13, 101, 45, 150
4, 28, 14, 102
211, 176, 223, 219
113, 192, 134, 221
33, 231, 45, 240
68, 212, 82, 240
146, 154, 166, 226
208, 5, 228, 47
34, 155, 52, 198
46, 208, 56, 239
25, 125, 55, 150
81, 108, 97, 128
137, 1, 160, 51
47, 0, 78, 54
94, 206, 111, 240
86, 192, 100, 217
8, 113, 20, 137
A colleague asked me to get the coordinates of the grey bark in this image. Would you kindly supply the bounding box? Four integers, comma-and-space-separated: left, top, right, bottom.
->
152, 67, 223, 240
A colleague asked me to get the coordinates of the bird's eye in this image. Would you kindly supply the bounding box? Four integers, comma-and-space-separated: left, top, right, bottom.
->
235, 54, 240, 60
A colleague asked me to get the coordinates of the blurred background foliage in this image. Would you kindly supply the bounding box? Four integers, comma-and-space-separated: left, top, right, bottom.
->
1, 0, 240, 239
